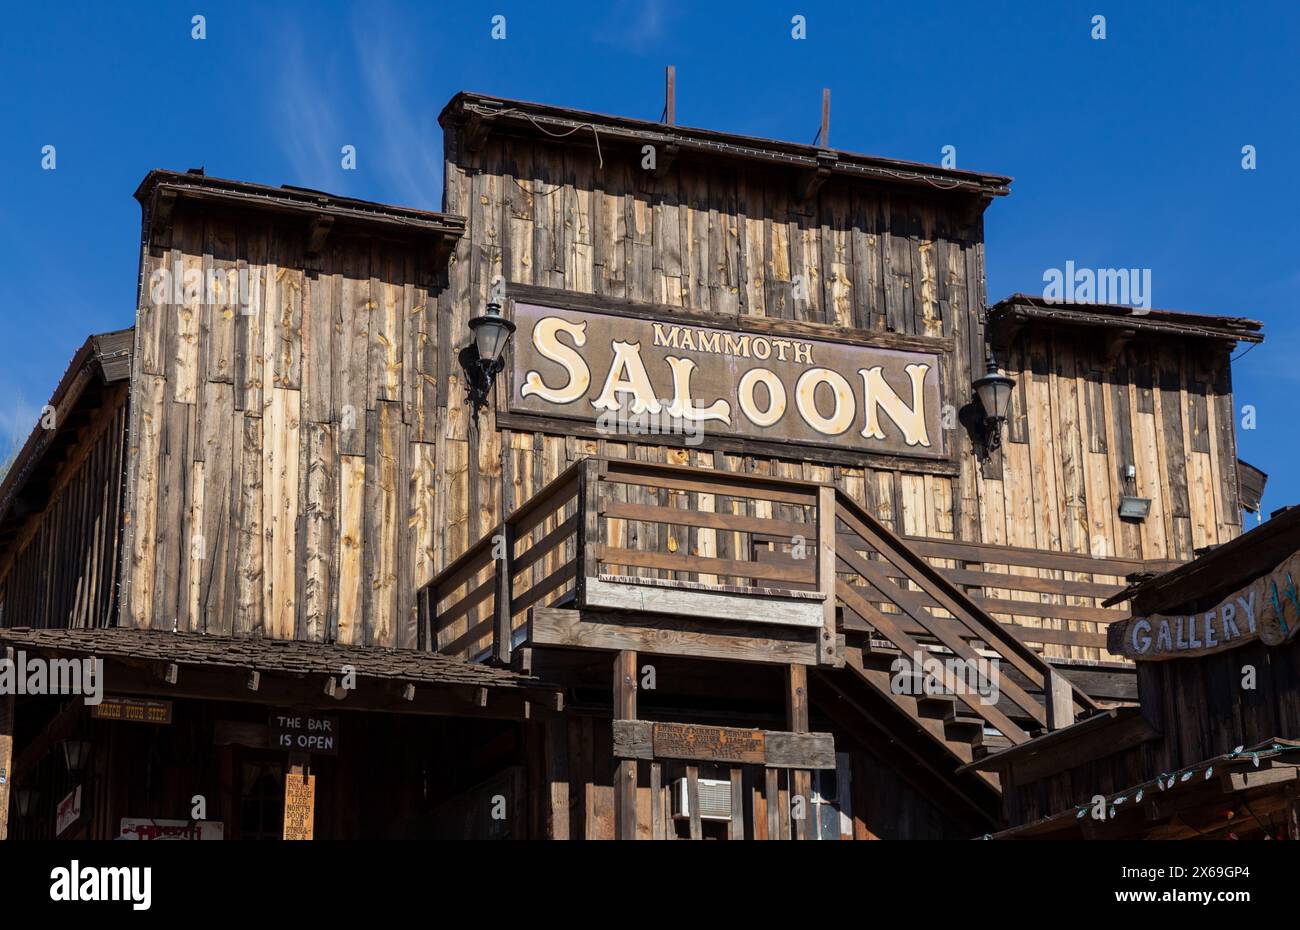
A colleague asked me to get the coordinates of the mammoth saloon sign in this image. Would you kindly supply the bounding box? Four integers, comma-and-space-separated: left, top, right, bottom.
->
508, 301, 946, 458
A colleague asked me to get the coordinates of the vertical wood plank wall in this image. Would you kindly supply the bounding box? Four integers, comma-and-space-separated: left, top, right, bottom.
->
118, 126, 1243, 656
123, 217, 445, 648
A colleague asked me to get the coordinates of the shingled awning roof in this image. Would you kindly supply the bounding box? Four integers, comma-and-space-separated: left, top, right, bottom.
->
0, 627, 561, 718
985, 737, 1300, 840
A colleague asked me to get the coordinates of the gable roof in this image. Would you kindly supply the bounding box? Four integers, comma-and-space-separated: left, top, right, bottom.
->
0, 329, 132, 545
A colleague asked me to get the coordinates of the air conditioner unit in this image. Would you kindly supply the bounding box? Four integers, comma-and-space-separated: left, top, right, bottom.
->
671, 777, 732, 822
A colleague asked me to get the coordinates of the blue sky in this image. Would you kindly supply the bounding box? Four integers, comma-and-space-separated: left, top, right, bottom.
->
1, 0, 1296, 510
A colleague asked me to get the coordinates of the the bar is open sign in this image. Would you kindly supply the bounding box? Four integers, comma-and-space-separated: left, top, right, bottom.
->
270, 711, 339, 755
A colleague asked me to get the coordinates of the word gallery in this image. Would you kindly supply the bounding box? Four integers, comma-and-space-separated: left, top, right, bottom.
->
0, 90, 1286, 842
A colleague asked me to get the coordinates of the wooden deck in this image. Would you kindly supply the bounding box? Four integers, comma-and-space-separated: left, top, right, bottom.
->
418, 456, 1176, 753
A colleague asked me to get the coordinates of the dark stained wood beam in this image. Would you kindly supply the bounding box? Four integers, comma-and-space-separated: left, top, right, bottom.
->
305, 214, 334, 256
652, 142, 679, 180
85, 658, 547, 721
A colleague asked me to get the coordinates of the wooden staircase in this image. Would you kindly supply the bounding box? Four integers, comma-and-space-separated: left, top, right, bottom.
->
828, 490, 1100, 785
420, 457, 1163, 806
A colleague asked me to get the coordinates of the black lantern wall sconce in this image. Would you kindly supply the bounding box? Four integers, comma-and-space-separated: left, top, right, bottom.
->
60, 738, 93, 776
972, 355, 1016, 455
463, 301, 516, 418
14, 786, 39, 820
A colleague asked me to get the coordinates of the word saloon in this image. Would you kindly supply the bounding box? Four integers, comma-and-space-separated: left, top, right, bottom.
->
510, 302, 946, 459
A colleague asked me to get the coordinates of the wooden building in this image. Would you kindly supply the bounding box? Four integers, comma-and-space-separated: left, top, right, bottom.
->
0, 90, 1272, 840
975, 507, 1300, 839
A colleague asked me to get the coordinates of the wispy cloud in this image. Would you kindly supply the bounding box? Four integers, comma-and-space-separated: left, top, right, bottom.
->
268, 6, 442, 209
272, 33, 346, 192
0, 390, 38, 449
593, 0, 673, 54
348, 7, 443, 209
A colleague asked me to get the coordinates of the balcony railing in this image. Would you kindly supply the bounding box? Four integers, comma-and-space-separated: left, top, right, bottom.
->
418, 455, 1180, 738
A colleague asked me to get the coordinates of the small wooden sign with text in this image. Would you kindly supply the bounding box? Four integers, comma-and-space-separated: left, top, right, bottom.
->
90, 696, 173, 725
283, 771, 315, 841
653, 722, 767, 764
613, 720, 836, 769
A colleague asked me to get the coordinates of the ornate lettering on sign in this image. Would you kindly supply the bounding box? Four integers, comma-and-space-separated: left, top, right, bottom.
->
651, 722, 766, 764
509, 301, 947, 459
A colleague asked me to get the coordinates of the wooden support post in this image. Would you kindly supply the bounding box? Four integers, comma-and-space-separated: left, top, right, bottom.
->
494, 520, 515, 666
728, 767, 744, 841
1045, 669, 1074, 731
544, 718, 570, 840
820, 88, 830, 147
816, 486, 839, 666
0, 647, 13, 841
685, 765, 702, 840
665, 65, 676, 125
786, 664, 812, 840
650, 762, 664, 840
764, 768, 781, 840
577, 459, 602, 605
614, 650, 638, 840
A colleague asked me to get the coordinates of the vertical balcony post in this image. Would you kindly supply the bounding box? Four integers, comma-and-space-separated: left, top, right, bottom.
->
816, 486, 839, 666
493, 521, 514, 666
1045, 668, 1075, 731
578, 459, 602, 607
614, 649, 638, 840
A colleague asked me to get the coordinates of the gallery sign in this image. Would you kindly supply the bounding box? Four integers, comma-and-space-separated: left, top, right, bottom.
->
1108, 551, 1300, 661
509, 301, 946, 458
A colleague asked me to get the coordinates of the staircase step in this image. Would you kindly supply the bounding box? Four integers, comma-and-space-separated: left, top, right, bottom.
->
858, 649, 900, 672
915, 695, 958, 721
842, 650, 1002, 793
944, 719, 985, 746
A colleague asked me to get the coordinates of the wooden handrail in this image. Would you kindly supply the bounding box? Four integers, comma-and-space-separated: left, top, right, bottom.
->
901, 535, 1181, 577
422, 458, 585, 658
833, 488, 1100, 729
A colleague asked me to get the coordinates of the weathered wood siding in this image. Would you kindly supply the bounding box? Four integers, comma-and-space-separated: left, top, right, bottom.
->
993, 330, 1240, 562
120, 119, 1242, 659
442, 127, 1241, 661
122, 210, 446, 648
